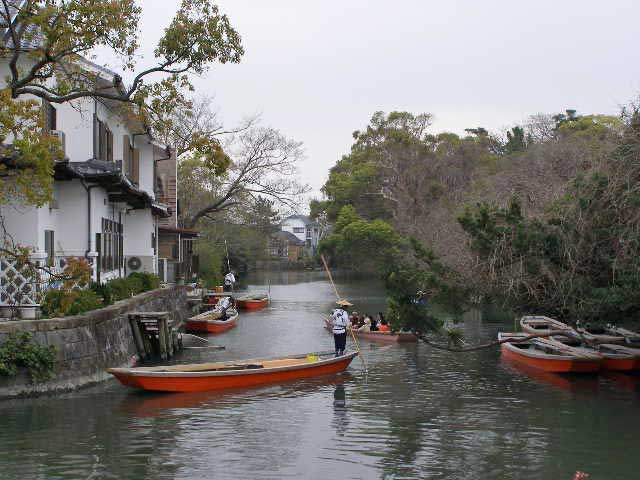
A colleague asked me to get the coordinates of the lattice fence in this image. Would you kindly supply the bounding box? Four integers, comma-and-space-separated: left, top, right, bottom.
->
0, 257, 64, 306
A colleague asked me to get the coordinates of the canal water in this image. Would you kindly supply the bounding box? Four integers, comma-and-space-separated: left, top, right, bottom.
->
0, 271, 638, 480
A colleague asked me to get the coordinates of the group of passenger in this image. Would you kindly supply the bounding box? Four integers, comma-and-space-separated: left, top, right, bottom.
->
331, 299, 392, 357
349, 311, 391, 332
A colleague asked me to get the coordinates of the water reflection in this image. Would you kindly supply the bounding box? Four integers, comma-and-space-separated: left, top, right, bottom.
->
0, 271, 639, 479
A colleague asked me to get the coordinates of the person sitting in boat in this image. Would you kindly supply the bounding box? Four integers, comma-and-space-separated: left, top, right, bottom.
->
378, 313, 390, 332
350, 312, 360, 328
214, 296, 232, 319
331, 299, 352, 357
358, 315, 372, 332
370, 314, 378, 332
223, 271, 236, 292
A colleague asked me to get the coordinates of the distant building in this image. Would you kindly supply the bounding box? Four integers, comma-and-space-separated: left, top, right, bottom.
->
268, 231, 305, 262
280, 215, 321, 255
156, 150, 199, 283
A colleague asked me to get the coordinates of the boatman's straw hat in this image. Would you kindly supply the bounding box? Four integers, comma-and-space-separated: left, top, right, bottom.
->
336, 299, 353, 307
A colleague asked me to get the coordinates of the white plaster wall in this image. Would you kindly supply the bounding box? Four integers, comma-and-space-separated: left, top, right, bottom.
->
0, 202, 39, 249
123, 209, 155, 257
135, 141, 155, 197
281, 218, 307, 242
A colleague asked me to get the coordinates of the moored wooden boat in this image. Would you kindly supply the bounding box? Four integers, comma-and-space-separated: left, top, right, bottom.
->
575, 325, 626, 345
203, 291, 235, 306
324, 318, 417, 343
520, 316, 576, 338
186, 309, 239, 334
499, 332, 602, 373
236, 294, 269, 311
596, 344, 640, 371
107, 350, 358, 392
607, 326, 640, 346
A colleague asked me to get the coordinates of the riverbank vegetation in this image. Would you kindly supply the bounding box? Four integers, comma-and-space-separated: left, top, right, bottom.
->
0, 332, 56, 383
315, 105, 640, 331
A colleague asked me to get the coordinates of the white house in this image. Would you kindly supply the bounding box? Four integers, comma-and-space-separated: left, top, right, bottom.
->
280, 215, 321, 255
0, 54, 170, 305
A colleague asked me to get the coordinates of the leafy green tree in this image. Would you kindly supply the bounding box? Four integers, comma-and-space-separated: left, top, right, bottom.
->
1, 0, 244, 205
458, 112, 640, 325
504, 126, 527, 154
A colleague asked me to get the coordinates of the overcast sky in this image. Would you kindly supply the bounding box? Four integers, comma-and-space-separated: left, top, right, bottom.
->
133, 0, 640, 202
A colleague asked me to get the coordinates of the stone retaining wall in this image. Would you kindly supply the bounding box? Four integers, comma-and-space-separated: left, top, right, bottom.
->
0, 286, 191, 399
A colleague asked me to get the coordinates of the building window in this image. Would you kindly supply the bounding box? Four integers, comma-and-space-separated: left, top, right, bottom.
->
97, 119, 113, 161
44, 230, 55, 266
293, 227, 305, 233
101, 218, 123, 272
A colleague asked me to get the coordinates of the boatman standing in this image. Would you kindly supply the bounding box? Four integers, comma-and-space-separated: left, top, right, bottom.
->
223, 271, 236, 292
331, 299, 352, 357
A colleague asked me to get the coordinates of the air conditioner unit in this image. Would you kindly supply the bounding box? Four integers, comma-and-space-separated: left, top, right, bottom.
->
127, 256, 142, 271
50, 130, 66, 158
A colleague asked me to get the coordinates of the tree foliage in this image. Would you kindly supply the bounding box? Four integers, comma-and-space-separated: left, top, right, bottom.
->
178, 124, 308, 228
459, 111, 640, 325
1, 0, 244, 204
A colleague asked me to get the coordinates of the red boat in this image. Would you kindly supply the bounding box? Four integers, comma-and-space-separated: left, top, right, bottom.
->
185, 309, 239, 334
554, 339, 640, 371
204, 291, 235, 306
499, 333, 602, 373
107, 351, 358, 393
324, 318, 417, 343
520, 316, 576, 338
235, 295, 269, 311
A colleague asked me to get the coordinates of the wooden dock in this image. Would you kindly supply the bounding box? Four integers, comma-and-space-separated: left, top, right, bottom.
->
128, 312, 183, 360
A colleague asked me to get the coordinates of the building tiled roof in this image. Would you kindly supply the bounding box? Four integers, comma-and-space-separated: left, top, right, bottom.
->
272, 230, 305, 246
282, 214, 318, 227
54, 159, 170, 218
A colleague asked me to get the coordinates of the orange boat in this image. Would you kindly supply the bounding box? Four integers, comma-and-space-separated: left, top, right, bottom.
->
107, 351, 358, 393
554, 338, 640, 371
499, 332, 602, 373
520, 316, 577, 338
185, 309, 239, 334
324, 318, 417, 343
236, 295, 269, 311
204, 291, 235, 306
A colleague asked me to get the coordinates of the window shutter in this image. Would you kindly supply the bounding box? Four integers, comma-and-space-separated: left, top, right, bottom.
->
107, 129, 113, 161
132, 148, 140, 184
123, 135, 130, 173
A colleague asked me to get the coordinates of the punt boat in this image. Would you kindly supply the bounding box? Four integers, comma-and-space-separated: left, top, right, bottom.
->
520, 316, 577, 338
324, 318, 417, 343
185, 309, 239, 334
498, 332, 602, 373
204, 291, 235, 306
575, 325, 628, 345
235, 294, 269, 311
607, 326, 640, 346
551, 335, 640, 371
107, 350, 358, 392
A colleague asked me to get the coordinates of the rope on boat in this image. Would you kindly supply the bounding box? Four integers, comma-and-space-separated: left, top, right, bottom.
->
320, 254, 368, 373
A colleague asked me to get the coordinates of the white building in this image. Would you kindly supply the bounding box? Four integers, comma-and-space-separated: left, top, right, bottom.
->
280, 215, 321, 255
0, 55, 170, 304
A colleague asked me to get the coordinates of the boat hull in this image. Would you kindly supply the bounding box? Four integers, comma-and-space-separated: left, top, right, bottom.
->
109, 353, 357, 392
236, 298, 268, 311
324, 318, 416, 343
500, 343, 601, 373
185, 317, 237, 334
602, 356, 640, 371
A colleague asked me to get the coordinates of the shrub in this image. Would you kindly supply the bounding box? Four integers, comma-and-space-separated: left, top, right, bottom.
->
41, 288, 103, 317
66, 289, 102, 316
90, 281, 113, 306
128, 272, 160, 291
0, 332, 57, 383
109, 278, 133, 301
